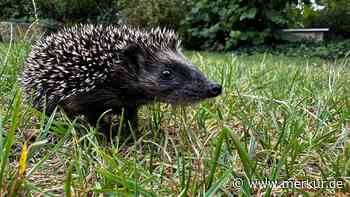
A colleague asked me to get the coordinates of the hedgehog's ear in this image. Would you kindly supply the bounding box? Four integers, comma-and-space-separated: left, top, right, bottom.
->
123, 44, 146, 72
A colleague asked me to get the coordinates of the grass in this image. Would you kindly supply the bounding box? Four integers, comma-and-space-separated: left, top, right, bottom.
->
1, 41, 350, 196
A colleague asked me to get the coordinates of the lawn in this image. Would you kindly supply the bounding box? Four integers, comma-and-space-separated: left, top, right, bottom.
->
0, 42, 350, 196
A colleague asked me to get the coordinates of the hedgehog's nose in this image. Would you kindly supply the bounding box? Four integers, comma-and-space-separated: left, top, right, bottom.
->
208, 81, 222, 97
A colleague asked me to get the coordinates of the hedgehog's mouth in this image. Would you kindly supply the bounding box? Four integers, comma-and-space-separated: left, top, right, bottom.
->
162, 83, 222, 105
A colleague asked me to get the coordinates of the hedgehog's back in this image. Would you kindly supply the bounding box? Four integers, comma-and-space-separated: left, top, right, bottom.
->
21, 25, 116, 112
21, 24, 180, 112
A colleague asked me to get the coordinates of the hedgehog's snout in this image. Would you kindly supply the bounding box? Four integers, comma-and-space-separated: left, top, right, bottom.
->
207, 81, 222, 97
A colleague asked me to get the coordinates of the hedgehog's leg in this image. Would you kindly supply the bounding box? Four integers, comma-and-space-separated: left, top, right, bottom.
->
59, 96, 85, 118
122, 106, 138, 133
84, 109, 104, 128
81, 108, 117, 140
84, 107, 136, 140
109, 106, 139, 140
60, 96, 104, 131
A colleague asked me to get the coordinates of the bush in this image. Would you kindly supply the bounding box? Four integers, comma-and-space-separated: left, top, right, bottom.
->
0, 0, 191, 32
181, 0, 309, 51
118, 0, 192, 30
36, 0, 122, 24
0, 0, 34, 22
303, 0, 350, 38
0, 0, 123, 25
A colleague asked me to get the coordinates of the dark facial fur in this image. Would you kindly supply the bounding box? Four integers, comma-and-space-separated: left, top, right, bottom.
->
124, 48, 222, 105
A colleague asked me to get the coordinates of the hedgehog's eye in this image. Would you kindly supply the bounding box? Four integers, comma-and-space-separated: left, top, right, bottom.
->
160, 70, 173, 80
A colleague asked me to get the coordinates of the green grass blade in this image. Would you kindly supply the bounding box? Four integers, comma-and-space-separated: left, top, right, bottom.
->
0, 90, 21, 192
64, 161, 73, 197
206, 128, 226, 189
96, 167, 158, 197
205, 169, 232, 197
224, 127, 253, 178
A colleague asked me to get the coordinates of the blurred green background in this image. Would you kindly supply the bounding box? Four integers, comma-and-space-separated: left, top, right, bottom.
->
1, 0, 349, 51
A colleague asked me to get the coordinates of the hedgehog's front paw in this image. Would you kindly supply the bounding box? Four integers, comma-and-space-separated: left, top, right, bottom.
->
99, 113, 138, 142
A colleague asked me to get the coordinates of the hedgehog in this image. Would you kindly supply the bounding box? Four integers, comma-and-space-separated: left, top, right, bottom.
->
21, 24, 222, 137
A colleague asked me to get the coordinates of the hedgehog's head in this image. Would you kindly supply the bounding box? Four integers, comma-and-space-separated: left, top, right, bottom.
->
120, 43, 222, 105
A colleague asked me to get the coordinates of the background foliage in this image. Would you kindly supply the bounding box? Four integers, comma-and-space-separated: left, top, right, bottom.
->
0, 0, 122, 31
234, 39, 350, 60
302, 0, 350, 39
181, 0, 312, 50
0, 0, 191, 28
36, 0, 121, 24
0, 0, 349, 52
0, 0, 34, 22
118, 0, 192, 30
